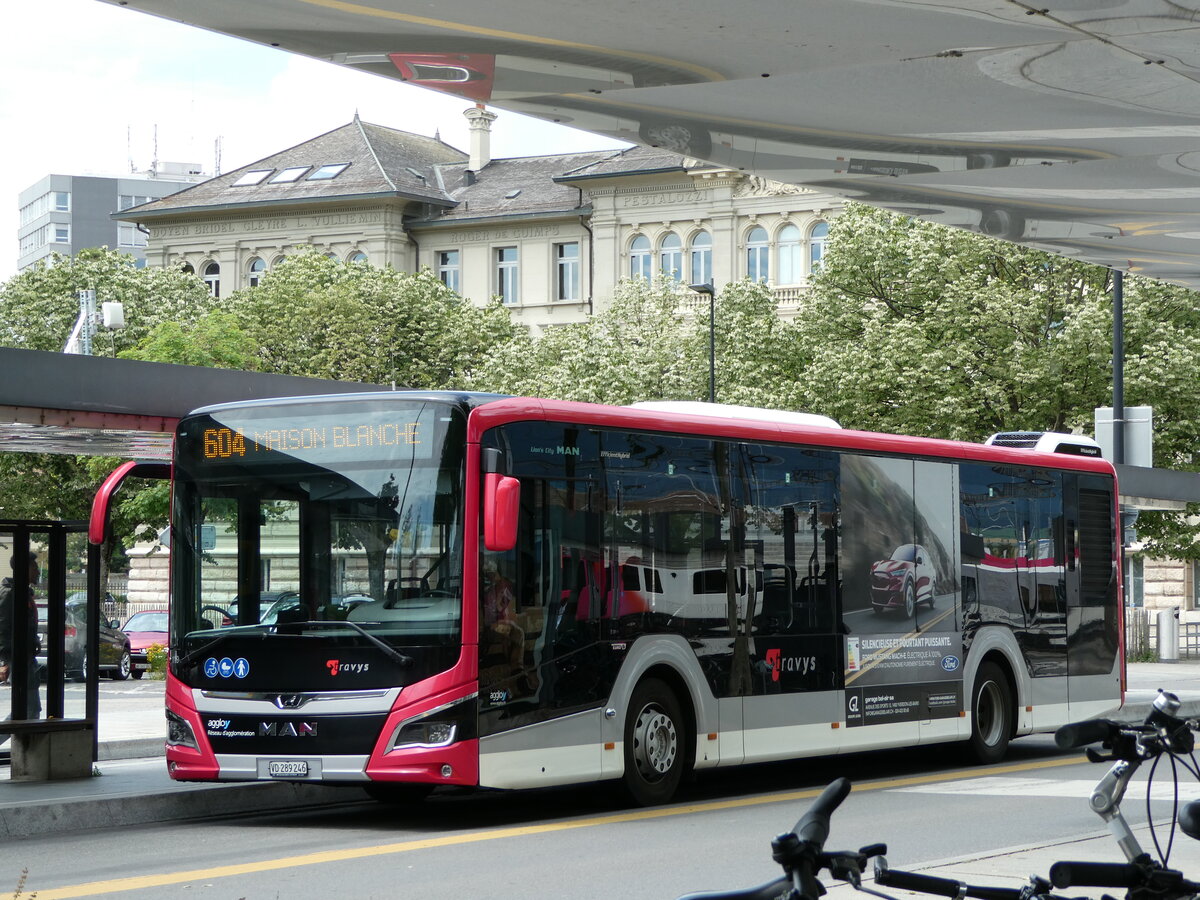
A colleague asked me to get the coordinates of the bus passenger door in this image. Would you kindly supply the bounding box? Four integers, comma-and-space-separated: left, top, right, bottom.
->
1065, 474, 1121, 720
478, 423, 610, 788
1017, 471, 1068, 729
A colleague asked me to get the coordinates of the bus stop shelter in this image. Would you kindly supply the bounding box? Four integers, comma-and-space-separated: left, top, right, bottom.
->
0, 346, 384, 779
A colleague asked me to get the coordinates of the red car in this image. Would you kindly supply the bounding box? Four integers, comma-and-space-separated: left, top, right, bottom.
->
121, 609, 168, 679
870, 544, 935, 618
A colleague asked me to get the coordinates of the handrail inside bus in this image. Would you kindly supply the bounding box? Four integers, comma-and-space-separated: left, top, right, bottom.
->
89, 460, 172, 545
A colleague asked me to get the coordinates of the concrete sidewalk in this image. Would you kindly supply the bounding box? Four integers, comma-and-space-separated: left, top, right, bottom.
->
0, 662, 1197, 840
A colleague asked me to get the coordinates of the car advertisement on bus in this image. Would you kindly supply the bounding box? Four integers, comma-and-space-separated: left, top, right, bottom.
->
839, 454, 963, 726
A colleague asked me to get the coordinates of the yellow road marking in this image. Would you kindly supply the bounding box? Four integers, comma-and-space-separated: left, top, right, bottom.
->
293, 0, 725, 83
33, 755, 1078, 898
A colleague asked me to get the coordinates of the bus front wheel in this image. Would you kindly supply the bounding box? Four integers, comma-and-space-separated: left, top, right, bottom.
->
623, 678, 688, 806
968, 661, 1012, 764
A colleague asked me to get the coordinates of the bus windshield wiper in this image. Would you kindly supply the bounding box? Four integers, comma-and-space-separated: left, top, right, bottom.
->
276, 619, 414, 667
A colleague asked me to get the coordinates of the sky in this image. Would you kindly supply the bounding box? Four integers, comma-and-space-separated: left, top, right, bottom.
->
2, 0, 628, 281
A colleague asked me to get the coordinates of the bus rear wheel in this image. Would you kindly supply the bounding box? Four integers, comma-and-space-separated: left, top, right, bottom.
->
968, 661, 1012, 764
623, 678, 688, 806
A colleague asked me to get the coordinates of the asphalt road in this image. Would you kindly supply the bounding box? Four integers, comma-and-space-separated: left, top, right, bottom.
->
6, 734, 1200, 900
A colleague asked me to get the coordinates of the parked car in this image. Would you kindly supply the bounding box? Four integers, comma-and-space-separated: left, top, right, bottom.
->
201, 591, 300, 628
869, 543, 936, 618
121, 609, 168, 679
262, 592, 373, 625
36, 599, 133, 680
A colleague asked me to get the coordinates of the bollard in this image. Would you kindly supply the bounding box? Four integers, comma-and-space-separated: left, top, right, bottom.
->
1157, 607, 1180, 663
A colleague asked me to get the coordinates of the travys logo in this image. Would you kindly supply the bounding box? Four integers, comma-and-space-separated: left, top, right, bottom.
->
764, 648, 819, 682
326, 659, 370, 676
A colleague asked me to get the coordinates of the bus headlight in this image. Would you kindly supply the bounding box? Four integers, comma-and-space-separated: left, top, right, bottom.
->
387, 695, 476, 752
166, 709, 199, 749
396, 721, 456, 748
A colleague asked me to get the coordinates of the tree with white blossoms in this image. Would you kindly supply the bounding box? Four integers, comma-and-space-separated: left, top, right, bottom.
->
471, 276, 799, 406
217, 249, 519, 389
0, 247, 214, 354
783, 202, 1200, 559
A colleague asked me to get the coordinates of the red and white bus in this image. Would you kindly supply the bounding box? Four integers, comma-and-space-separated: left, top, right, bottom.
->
118, 392, 1122, 804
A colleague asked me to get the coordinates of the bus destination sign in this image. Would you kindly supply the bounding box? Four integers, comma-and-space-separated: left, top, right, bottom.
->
202, 421, 423, 460
184, 403, 442, 466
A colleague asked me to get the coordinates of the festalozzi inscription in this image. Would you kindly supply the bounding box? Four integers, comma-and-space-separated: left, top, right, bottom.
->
623, 191, 708, 208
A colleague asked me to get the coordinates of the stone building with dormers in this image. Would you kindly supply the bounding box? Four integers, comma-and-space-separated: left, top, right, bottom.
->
123, 108, 838, 332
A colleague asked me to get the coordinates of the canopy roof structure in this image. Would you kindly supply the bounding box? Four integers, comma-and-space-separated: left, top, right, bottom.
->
99, 0, 1200, 288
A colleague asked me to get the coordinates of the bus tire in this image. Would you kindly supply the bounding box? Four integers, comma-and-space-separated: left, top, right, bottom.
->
623, 678, 687, 806
968, 661, 1012, 764
363, 783, 433, 805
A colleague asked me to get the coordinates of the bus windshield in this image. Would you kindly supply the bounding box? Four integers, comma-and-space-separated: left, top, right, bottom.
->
169, 396, 466, 680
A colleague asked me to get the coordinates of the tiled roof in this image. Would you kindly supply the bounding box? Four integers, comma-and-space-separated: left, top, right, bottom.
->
122, 118, 695, 224
414, 146, 693, 224
126, 117, 466, 217
554, 145, 691, 180
423, 151, 620, 222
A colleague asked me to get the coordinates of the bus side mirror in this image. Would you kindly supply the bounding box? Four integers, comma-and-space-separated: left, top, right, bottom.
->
484, 473, 520, 552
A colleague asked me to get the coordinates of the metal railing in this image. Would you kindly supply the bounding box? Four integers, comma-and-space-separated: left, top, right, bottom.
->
1124, 606, 1200, 660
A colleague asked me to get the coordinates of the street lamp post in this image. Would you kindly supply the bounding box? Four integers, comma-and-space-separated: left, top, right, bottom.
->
690, 281, 716, 403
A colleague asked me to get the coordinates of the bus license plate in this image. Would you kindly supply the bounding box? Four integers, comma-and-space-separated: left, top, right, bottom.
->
268, 760, 309, 777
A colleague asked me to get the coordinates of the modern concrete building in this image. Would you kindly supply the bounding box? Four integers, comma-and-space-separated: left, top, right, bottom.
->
17, 164, 207, 271
122, 109, 837, 329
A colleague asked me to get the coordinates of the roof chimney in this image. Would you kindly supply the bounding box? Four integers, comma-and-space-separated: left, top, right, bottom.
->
464, 104, 498, 173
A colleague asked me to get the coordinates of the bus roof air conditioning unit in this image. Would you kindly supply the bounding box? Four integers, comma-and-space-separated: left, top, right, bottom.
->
985, 431, 1103, 458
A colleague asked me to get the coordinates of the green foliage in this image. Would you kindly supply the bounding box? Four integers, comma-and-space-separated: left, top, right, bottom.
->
784, 203, 1115, 439
221, 249, 519, 388
119, 312, 259, 370
146, 642, 168, 678
785, 202, 1200, 558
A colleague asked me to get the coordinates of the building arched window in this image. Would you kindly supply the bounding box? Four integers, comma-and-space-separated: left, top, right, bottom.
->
247, 257, 266, 288
778, 224, 802, 284
746, 226, 769, 283
630, 234, 652, 280
203, 262, 221, 298
809, 221, 829, 272
690, 231, 712, 286
272, 255, 287, 268
180, 262, 195, 276
348, 250, 368, 264
659, 232, 682, 281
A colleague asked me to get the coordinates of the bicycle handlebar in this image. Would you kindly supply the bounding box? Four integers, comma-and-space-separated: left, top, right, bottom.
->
1054, 718, 1124, 750
875, 865, 1024, 900
1049, 861, 1144, 889
793, 777, 851, 845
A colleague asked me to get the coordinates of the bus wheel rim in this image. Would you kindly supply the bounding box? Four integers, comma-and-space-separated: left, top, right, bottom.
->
977, 680, 1004, 745
633, 705, 677, 778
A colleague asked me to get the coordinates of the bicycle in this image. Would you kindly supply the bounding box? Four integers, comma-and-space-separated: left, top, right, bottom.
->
878, 690, 1200, 900
680, 690, 1200, 900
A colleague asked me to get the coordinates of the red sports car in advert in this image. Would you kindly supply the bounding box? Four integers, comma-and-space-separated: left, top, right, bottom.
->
870, 543, 935, 618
